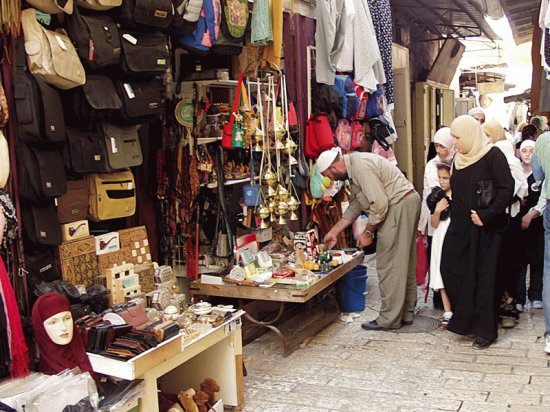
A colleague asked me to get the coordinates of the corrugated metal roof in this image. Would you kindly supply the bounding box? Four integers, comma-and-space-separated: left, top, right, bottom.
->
391, 0, 499, 41
500, 0, 540, 45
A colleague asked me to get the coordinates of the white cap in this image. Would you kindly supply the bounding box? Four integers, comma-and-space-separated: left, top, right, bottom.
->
316, 147, 341, 173
468, 107, 485, 117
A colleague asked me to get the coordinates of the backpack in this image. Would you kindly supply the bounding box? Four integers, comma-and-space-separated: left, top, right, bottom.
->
66, 7, 121, 70
119, 30, 170, 77
114, 77, 165, 124
220, 0, 248, 40
17, 143, 67, 202
118, 0, 173, 30
211, 30, 243, 55
333, 75, 358, 119
169, 0, 203, 36
21, 8, 86, 90
65, 75, 123, 127
305, 114, 335, 159
88, 170, 136, 221
335, 118, 352, 150
179, 0, 222, 54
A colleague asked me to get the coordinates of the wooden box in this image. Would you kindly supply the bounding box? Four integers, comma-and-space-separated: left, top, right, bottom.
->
118, 226, 152, 265
97, 250, 128, 279
57, 236, 99, 287
135, 262, 155, 293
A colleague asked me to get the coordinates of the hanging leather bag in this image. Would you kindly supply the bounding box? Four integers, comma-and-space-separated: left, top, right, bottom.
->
118, 0, 173, 30
21, 8, 86, 89
21, 201, 62, 247
17, 143, 67, 201
76, 0, 121, 10
119, 30, 170, 77
66, 75, 123, 126
88, 170, 136, 221
57, 179, 89, 223
66, 7, 121, 70
114, 77, 164, 124
14, 41, 66, 146
169, 0, 203, 36
27, 0, 74, 14
101, 123, 143, 170
66, 128, 111, 173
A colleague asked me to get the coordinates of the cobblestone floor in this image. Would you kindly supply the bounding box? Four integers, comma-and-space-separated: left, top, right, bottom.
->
241, 255, 550, 412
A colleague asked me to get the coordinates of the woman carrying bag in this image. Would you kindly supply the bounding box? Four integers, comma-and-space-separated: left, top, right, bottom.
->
441, 115, 514, 350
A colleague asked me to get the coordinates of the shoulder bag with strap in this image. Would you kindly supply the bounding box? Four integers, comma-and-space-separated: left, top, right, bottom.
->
101, 123, 143, 170
114, 77, 165, 124
66, 6, 121, 70
220, 0, 249, 40
88, 170, 136, 221
57, 178, 89, 224
26, 0, 73, 14
21, 8, 86, 89
118, 0, 173, 30
21, 201, 62, 248
119, 30, 170, 77
169, 0, 203, 36
66, 127, 111, 173
76, 0, 121, 10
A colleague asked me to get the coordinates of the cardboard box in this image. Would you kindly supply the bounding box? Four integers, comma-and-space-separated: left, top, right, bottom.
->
57, 236, 99, 287
61, 219, 89, 242
95, 232, 120, 256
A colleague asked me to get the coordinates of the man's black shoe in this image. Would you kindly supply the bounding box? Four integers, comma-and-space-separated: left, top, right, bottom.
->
361, 320, 388, 331
402, 320, 413, 326
472, 337, 493, 350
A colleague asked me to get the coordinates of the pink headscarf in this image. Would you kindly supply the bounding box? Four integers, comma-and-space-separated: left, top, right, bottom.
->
432, 127, 456, 162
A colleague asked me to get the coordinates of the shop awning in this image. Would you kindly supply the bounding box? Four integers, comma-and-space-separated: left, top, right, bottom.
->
499, 0, 541, 45
391, 0, 500, 41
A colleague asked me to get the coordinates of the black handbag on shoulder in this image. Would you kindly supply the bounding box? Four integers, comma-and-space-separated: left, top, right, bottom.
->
475, 179, 496, 209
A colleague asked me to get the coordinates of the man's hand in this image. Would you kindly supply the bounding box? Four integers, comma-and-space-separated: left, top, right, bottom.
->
356, 233, 374, 248
521, 210, 540, 230
470, 210, 484, 227
323, 231, 338, 250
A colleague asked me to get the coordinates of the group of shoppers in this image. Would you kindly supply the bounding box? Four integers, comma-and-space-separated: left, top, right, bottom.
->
316, 107, 550, 353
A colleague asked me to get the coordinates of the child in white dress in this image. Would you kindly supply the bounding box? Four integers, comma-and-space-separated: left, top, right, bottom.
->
428, 163, 453, 330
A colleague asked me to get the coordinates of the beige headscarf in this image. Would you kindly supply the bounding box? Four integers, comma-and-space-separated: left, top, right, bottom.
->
450, 115, 493, 170
482, 120, 505, 143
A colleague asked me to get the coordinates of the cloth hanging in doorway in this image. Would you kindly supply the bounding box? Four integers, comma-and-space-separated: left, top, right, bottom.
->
353, 0, 386, 92
261, 0, 283, 66
366, 0, 394, 105
335, 0, 355, 72
250, 0, 272, 46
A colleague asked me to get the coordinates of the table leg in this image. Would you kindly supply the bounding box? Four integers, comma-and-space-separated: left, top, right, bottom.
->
242, 301, 288, 353
140, 371, 160, 412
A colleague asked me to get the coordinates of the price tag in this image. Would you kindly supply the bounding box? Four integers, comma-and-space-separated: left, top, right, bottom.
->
55, 35, 67, 51
122, 33, 138, 45
123, 83, 135, 99
110, 137, 118, 153
127, 182, 133, 190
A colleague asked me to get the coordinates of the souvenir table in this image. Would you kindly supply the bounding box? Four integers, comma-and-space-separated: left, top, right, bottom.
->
88, 311, 245, 412
190, 251, 364, 355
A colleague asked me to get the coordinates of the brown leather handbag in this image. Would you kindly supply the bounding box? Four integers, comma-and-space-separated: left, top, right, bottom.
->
119, 304, 149, 327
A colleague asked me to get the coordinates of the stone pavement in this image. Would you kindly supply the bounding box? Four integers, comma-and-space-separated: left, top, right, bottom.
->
241, 256, 550, 412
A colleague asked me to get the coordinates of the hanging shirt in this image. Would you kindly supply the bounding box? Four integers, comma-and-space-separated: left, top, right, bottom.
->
335, 0, 355, 72
353, 0, 386, 93
314, 0, 346, 85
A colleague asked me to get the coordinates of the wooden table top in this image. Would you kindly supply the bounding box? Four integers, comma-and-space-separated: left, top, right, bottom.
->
190, 252, 365, 303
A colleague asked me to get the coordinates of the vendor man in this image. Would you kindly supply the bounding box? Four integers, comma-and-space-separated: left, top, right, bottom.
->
317, 148, 421, 330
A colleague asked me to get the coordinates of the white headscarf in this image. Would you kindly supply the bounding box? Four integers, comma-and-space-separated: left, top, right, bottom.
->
450, 115, 492, 170
468, 107, 485, 117
432, 127, 455, 162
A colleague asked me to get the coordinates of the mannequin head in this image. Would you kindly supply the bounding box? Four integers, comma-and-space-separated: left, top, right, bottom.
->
32, 292, 93, 375
43, 310, 74, 345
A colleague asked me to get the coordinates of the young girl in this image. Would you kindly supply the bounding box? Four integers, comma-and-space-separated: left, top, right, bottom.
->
427, 163, 453, 330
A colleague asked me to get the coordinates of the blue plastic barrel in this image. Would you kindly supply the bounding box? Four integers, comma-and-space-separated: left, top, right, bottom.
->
336, 265, 368, 312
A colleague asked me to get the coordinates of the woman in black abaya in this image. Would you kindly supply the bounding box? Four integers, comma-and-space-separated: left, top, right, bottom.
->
441, 115, 514, 349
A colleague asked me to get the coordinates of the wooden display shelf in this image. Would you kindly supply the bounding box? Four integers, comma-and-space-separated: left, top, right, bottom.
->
88, 311, 245, 412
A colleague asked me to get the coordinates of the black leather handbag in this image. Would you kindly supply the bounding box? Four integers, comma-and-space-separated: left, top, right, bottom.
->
475, 179, 496, 209
21, 201, 62, 247
66, 128, 111, 173
118, 0, 173, 30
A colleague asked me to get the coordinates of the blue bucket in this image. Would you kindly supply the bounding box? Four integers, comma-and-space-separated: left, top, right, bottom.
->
336, 265, 368, 312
